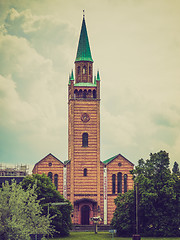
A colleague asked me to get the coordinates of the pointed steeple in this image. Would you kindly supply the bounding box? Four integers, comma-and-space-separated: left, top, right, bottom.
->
70, 69, 74, 80
68, 70, 74, 85
75, 15, 93, 62
96, 70, 100, 81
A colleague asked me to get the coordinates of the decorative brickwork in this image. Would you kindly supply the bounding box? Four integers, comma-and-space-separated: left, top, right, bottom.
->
33, 154, 64, 193
32, 16, 134, 226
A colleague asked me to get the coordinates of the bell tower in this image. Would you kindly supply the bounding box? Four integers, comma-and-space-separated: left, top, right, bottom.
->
68, 15, 101, 224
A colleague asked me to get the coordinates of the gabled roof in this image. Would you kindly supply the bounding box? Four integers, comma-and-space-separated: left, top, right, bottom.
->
103, 154, 119, 165
75, 16, 93, 63
102, 153, 134, 166
33, 153, 64, 170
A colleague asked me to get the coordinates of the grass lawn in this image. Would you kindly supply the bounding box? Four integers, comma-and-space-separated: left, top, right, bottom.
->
48, 232, 180, 240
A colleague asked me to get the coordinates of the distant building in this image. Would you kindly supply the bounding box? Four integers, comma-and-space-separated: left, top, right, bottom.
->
33, 16, 134, 225
0, 164, 28, 187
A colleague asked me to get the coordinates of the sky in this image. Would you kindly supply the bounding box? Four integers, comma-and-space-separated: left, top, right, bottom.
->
0, 0, 180, 173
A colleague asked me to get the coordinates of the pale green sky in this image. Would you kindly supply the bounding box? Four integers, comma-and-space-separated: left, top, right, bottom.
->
0, 0, 180, 172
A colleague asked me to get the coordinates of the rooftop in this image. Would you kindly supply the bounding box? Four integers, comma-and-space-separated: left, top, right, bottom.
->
75, 16, 93, 63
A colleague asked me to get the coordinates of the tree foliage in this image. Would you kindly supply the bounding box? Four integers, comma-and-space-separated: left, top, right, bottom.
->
111, 151, 180, 237
172, 161, 180, 175
0, 180, 52, 240
21, 174, 72, 237
111, 190, 135, 236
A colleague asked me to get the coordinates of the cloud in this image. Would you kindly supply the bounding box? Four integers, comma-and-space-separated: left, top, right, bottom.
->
3, 8, 76, 69
0, 74, 36, 126
0, 1, 180, 168
0, 19, 68, 162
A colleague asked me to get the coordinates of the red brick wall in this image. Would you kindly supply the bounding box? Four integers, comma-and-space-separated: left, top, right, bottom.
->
106, 155, 134, 224
32, 154, 64, 195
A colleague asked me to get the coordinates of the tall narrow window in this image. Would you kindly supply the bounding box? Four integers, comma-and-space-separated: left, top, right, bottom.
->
124, 174, 127, 193
84, 168, 87, 176
112, 174, 116, 194
54, 174, 58, 190
117, 172, 122, 194
93, 90, 96, 99
89, 66, 91, 75
77, 66, 80, 74
83, 66, 86, 74
82, 133, 88, 147
79, 89, 83, 98
88, 90, 91, 98
48, 172, 52, 182
83, 90, 87, 98
74, 89, 78, 98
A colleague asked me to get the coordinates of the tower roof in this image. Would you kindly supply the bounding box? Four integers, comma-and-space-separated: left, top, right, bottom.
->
75, 16, 93, 63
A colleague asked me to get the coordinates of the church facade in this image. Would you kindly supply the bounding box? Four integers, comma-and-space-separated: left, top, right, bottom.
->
32, 16, 134, 225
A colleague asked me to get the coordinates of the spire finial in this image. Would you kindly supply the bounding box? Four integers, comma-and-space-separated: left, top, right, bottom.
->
83, 10, 85, 19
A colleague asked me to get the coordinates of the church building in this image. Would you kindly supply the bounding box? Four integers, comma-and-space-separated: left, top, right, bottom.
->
32, 16, 134, 225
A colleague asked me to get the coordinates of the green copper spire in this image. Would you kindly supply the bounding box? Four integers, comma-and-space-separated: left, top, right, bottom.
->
75, 16, 93, 62
70, 69, 74, 80
96, 70, 100, 81
68, 70, 74, 85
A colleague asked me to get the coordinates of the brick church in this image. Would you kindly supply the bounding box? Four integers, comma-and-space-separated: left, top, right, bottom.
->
32, 15, 134, 225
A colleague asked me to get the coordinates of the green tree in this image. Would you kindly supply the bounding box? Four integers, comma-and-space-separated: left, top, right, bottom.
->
0, 180, 52, 240
21, 174, 72, 237
111, 190, 135, 236
111, 151, 180, 237
172, 161, 180, 175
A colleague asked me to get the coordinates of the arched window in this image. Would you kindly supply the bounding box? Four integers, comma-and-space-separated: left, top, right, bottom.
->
82, 133, 88, 147
117, 172, 122, 194
48, 172, 52, 182
84, 168, 87, 176
87, 90, 91, 98
79, 89, 83, 98
83, 90, 87, 98
54, 174, 58, 190
77, 66, 80, 74
124, 174, 127, 193
83, 66, 86, 74
93, 90, 96, 99
112, 174, 116, 194
74, 89, 78, 98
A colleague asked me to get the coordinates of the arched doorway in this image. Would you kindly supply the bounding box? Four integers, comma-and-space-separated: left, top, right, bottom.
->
81, 205, 90, 225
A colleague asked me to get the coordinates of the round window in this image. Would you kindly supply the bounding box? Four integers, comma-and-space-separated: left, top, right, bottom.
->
48, 162, 52, 167
118, 162, 122, 167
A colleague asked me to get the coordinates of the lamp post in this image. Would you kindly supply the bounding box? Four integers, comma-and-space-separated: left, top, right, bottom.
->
132, 183, 141, 240
90, 216, 103, 234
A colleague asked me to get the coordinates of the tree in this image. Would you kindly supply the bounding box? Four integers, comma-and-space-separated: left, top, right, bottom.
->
21, 174, 72, 237
111, 190, 135, 236
0, 180, 52, 240
172, 161, 180, 175
111, 151, 180, 237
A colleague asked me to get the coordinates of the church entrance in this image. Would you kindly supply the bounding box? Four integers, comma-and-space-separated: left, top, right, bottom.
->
81, 205, 90, 225
74, 198, 97, 225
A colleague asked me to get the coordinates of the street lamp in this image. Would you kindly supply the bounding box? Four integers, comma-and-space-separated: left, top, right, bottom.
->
132, 183, 141, 240
90, 216, 103, 234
